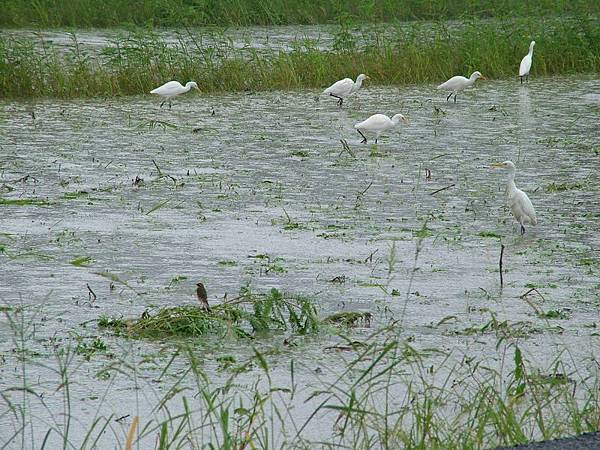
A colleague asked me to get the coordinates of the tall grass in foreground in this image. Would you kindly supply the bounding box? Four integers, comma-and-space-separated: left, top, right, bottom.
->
2, 0, 600, 27
1, 17, 598, 99
1, 305, 600, 449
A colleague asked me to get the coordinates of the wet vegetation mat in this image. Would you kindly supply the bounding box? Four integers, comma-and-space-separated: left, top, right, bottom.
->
100, 287, 320, 338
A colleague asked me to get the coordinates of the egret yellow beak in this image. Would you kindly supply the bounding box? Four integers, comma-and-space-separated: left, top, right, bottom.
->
365, 76, 371, 81
401, 116, 410, 125
491, 162, 505, 168
480, 76, 487, 80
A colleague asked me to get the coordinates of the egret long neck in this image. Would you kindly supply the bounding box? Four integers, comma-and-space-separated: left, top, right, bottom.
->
506, 169, 517, 195
528, 44, 534, 55
353, 76, 364, 92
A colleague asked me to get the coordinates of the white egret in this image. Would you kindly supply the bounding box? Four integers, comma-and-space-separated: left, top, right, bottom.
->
323, 74, 370, 107
354, 113, 409, 144
492, 160, 537, 235
519, 41, 536, 84
437, 71, 485, 103
150, 80, 200, 109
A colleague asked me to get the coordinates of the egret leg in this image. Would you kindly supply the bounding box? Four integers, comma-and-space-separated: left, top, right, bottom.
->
160, 100, 165, 108
375, 138, 378, 144
168, 100, 172, 109
520, 76, 523, 84
357, 130, 367, 144
330, 93, 343, 107
526, 75, 529, 83
520, 224, 526, 235
446, 92, 453, 102
454, 93, 457, 103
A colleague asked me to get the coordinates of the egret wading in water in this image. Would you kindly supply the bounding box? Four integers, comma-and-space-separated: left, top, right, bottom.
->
150, 81, 200, 109
323, 74, 370, 107
437, 71, 485, 103
519, 41, 536, 84
492, 161, 537, 235
354, 113, 409, 144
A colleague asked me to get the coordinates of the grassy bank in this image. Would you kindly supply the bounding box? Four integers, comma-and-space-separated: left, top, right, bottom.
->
1, 17, 598, 99
2, 0, 600, 28
2, 303, 599, 448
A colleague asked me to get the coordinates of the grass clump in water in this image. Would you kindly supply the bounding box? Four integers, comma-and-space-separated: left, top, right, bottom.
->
0, 198, 49, 206
100, 287, 319, 339
1, 16, 599, 98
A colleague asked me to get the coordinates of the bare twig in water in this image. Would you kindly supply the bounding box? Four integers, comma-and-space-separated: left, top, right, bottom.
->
364, 249, 378, 263
152, 159, 163, 177
520, 287, 546, 302
339, 139, 355, 158
430, 183, 455, 196
499, 244, 505, 287
359, 181, 374, 196
86, 284, 97, 303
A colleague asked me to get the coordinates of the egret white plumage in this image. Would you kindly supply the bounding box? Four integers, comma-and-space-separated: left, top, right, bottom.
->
437, 71, 485, 103
150, 80, 200, 109
323, 74, 370, 107
354, 113, 409, 144
519, 41, 536, 84
492, 160, 537, 235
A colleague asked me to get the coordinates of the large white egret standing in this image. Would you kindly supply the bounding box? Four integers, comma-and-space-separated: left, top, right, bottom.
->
323, 74, 370, 107
354, 113, 409, 144
492, 160, 537, 235
519, 41, 536, 84
437, 71, 485, 103
150, 81, 200, 108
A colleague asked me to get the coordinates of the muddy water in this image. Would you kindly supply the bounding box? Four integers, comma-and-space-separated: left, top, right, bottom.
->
2, 21, 460, 54
0, 76, 599, 446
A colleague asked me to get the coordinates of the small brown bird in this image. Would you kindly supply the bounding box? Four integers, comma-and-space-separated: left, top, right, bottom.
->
196, 282, 210, 312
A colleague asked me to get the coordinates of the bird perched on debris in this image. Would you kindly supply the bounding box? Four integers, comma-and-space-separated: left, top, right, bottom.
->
196, 282, 210, 311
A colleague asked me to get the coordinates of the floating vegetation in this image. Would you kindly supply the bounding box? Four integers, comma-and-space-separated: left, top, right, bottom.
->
323, 311, 373, 327
449, 315, 561, 338
99, 288, 319, 339
63, 191, 90, 199
69, 255, 93, 267
538, 309, 570, 320
478, 230, 502, 238
545, 181, 585, 192
0, 198, 49, 206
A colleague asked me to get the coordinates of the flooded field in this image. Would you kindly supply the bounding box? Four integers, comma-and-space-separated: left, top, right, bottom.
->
1, 21, 462, 53
1, 76, 599, 447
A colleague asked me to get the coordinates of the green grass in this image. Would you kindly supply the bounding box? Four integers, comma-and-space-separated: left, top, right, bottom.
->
545, 181, 585, 192
4, 303, 600, 449
0, 198, 50, 206
69, 255, 93, 266
100, 287, 319, 338
2, 0, 599, 27
1, 16, 598, 98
